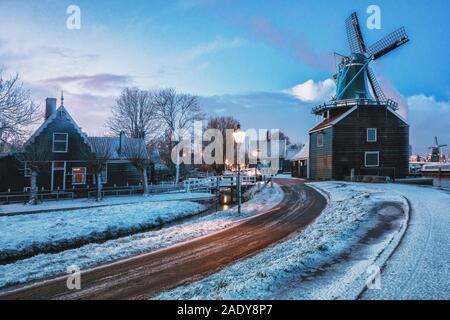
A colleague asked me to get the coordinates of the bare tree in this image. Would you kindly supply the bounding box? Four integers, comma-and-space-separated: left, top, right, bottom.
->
154, 88, 204, 183
206, 116, 240, 173
123, 139, 152, 195
85, 138, 113, 201
107, 87, 160, 142
15, 139, 49, 205
0, 73, 40, 153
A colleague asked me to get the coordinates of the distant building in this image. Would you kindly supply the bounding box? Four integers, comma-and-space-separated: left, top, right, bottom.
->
291, 144, 309, 178
0, 97, 164, 195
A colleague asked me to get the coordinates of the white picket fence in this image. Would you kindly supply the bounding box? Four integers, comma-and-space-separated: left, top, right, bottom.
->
183, 176, 257, 192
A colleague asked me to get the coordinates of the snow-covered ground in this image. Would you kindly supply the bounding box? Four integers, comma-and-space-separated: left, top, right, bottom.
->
361, 184, 450, 299
156, 181, 415, 300
0, 200, 206, 262
0, 192, 214, 215
0, 183, 284, 288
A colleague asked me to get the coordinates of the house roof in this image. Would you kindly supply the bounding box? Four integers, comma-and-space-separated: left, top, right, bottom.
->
291, 144, 309, 161
285, 146, 302, 161
24, 106, 90, 148
309, 105, 408, 134
309, 107, 354, 133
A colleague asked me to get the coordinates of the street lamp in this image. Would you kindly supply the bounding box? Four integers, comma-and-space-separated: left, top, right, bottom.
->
233, 125, 246, 214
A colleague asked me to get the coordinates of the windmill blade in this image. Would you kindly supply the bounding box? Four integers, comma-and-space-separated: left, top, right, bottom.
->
367, 27, 409, 60
367, 67, 386, 101
345, 12, 366, 54
435, 136, 439, 146
367, 67, 399, 110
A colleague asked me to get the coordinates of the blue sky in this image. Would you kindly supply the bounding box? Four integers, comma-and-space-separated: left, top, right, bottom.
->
0, 0, 448, 154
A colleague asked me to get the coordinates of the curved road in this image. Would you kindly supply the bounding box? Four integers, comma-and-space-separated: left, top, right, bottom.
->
0, 179, 327, 300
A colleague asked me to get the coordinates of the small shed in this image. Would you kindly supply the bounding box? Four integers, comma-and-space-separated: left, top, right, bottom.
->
291, 144, 309, 178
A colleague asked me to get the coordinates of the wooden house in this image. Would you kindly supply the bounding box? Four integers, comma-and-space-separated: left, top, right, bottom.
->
0, 97, 162, 196
309, 104, 409, 180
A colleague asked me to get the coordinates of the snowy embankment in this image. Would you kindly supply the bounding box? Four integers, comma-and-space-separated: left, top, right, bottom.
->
0, 183, 283, 288
0, 192, 214, 216
0, 200, 206, 262
156, 181, 410, 300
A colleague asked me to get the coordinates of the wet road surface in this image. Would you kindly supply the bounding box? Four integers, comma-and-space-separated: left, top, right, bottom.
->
0, 179, 326, 300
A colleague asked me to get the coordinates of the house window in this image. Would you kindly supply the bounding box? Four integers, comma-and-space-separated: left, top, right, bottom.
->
53, 133, 68, 153
72, 167, 87, 185
367, 128, 377, 142
24, 163, 31, 177
317, 133, 324, 147
95, 165, 108, 185
365, 152, 379, 167
100, 165, 108, 184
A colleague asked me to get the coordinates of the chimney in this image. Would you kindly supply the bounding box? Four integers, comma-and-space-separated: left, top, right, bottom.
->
119, 131, 126, 155
45, 98, 57, 120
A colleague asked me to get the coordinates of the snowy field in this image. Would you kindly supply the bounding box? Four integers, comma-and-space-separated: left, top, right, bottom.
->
0, 200, 206, 262
0, 183, 283, 288
0, 192, 214, 215
156, 181, 413, 300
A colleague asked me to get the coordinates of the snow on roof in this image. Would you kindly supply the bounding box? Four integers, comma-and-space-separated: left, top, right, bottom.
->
285, 147, 301, 161
24, 106, 90, 148
291, 144, 309, 161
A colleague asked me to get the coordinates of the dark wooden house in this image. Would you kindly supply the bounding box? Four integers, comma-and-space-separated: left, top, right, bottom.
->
0, 97, 162, 195
309, 104, 409, 180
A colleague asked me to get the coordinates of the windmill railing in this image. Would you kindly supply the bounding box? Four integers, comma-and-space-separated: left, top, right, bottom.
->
312, 98, 392, 114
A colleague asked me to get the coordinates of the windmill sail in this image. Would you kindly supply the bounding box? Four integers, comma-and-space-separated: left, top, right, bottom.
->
367, 27, 409, 60
366, 67, 386, 101
367, 67, 399, 110
345, 12, 366, 54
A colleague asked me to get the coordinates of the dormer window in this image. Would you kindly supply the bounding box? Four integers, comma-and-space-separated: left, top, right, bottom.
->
53, 133, 68, 153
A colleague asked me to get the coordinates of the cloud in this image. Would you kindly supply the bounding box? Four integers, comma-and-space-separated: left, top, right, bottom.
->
406, 94, 450, 155
241, 16, 332, 70
40, 73, 132, 96
284, 78, 335, 103
200, 91, 315, 145
186, 36, 246, 61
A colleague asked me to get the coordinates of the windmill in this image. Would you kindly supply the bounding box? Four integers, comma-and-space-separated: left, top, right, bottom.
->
428, 136, 447, 162
313, 12, 409, 114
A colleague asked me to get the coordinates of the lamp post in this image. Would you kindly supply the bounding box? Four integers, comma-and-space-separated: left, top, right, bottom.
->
233, 125, 246, 214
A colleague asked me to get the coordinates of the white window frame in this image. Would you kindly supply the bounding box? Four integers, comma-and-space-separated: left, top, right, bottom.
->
51, 161, 66, 191
24, 162, 31, 177
53, 133, 68, 153
317, 133, 324, 147
100, 164, 108, 184
365, 151, 380, 167
95, 164, 108, 185
72, 167, 87, 185
367, 128, 377, 142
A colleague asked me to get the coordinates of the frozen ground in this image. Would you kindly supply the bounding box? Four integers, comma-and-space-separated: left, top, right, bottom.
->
0, 192, 214, 215
0, 200, 206, 262
157, 181, 450, 300
360, 183, 450, 299
0, 183, 283, 288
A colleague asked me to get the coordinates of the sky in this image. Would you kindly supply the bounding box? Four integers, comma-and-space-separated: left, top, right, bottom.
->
0, 0, 448, 154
